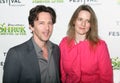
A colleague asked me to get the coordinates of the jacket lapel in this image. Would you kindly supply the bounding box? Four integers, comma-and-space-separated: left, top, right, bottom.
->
26, 38, 41, 83
52, 44, 60, 83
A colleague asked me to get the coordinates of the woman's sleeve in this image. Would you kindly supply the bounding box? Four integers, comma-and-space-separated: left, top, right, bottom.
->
59, 39, 66, 83
98, 41, 113, 83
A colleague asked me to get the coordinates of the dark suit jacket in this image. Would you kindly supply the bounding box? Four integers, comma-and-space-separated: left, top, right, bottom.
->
3, 38, 60, 83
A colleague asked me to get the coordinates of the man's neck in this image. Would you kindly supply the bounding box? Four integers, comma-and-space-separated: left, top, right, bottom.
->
33, 36, 47, 49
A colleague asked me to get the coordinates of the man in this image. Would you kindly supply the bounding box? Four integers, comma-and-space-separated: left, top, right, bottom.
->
3, 5, 60, 83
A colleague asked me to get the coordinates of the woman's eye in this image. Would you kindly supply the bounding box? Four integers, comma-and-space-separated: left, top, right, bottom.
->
78, 18, 82, 21
86, 20, 90, 23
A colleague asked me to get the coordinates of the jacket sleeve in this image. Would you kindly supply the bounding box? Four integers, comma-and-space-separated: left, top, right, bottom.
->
59, 39, 66, 83
98, 41, 113, 83
3, 48, 21, 83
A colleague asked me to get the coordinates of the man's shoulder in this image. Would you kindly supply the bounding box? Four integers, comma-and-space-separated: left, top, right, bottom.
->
9, 38, 32, 51
49, 41, 58, 47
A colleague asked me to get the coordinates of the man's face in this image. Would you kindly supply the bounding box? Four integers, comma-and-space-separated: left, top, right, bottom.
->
30, 12, 53, 42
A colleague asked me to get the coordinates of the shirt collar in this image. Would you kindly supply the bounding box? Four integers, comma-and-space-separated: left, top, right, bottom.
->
32, 37, 53, 55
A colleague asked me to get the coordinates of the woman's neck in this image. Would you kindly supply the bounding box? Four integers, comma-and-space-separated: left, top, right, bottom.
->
75, 34, 86, 43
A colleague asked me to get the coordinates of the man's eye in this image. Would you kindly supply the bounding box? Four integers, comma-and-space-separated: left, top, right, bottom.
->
48, 22, 53, 25
39, 22, 44, 24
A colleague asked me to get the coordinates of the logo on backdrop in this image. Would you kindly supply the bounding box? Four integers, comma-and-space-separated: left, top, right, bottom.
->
32, 0, 64, 3
0, 23, 26, 35
117, 0, 120, 4
0, 52, 6, 67
0, 0, 25, 6
109, 20, 120, 36
69, 0, 101, 5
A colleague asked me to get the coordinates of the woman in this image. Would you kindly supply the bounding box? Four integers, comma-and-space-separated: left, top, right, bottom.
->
59, 5, 113, 83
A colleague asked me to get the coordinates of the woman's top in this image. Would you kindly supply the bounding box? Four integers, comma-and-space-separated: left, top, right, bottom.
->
59, 36, 113, 83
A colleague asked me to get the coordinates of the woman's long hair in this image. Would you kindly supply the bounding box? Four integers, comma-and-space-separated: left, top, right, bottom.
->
67, 4, 99, 48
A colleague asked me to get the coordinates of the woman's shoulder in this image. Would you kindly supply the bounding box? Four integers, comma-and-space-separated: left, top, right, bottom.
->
59, 36, 70, 47
97, 39, 108, 48
98, 39, 106, 44
60, 36, 68, 43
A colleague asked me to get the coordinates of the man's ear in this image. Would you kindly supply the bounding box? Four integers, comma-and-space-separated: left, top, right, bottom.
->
29, 25, 34, 31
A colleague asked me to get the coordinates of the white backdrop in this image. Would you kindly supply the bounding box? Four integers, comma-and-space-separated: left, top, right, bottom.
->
0, 0, 120, 83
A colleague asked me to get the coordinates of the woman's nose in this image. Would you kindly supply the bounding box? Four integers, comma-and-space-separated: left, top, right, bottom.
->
81, 21, 86, 27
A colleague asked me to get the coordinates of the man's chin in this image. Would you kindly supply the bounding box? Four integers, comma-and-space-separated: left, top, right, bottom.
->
42, 39, 49, 42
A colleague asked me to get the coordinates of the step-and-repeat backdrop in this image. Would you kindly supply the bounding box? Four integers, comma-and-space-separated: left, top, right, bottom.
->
0, 0, 120, 83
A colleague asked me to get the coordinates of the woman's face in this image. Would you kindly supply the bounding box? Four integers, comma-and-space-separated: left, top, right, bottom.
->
74, 10, 91, 37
